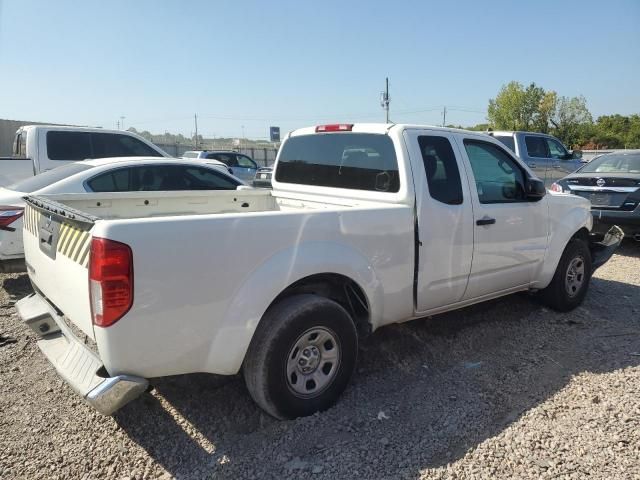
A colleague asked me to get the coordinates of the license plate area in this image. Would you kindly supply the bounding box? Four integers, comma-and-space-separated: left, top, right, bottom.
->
38, 214, 61, 260
590, 193, 611, 206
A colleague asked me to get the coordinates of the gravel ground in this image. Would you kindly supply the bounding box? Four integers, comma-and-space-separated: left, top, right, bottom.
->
1, 243, 639, 480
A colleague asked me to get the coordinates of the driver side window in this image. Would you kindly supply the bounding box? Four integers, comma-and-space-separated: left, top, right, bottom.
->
463, 140, 526, 204
545, 138, 567, 159
236, 155, 257, 169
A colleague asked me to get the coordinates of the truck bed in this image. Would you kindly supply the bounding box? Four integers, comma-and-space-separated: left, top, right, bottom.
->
22, 189, 415, 378
29, 189, 362, 220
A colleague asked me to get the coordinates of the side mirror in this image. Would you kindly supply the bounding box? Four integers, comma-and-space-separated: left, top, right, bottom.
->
571, 149, 583, 159
525, 177, 546, 201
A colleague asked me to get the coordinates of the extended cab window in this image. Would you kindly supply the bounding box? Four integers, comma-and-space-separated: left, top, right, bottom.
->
463, 140, 526, 203
418, 136, 463, 205
47, 131, 92, 160
524, 136, 548, 158
91, 133, 161, 158
276, 133, 399, 192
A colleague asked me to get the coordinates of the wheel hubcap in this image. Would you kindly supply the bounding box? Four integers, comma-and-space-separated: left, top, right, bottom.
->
286, 327, 340, 398
565, 256, 585, 297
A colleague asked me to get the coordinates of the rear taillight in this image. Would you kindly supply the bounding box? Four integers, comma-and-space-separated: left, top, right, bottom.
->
315, 124, 354, 132
0, 206, 24, 231
89, 237, 133, 328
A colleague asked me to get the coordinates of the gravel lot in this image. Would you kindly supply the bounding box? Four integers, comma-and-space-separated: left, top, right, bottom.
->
1, 243, 639, 479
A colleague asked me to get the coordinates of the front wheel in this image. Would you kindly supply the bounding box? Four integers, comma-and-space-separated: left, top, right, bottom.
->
539, 239, 592, 312
243, 294, 358, 419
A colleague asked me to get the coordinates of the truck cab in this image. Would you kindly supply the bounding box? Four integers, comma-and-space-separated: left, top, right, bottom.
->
1, 125, 169, 186
489, 131, 584, 187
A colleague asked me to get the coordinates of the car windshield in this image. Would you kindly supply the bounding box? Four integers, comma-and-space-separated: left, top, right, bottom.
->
580, 153, 640, 174
7, 163, 94, 192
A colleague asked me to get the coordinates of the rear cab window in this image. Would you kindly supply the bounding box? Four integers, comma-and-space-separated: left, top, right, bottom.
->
13, 130, 28, 158
276, 133, 399, 192
492, 135, 516, 153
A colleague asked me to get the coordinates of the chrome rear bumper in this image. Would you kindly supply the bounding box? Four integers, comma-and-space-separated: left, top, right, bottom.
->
16, 293, 147, 415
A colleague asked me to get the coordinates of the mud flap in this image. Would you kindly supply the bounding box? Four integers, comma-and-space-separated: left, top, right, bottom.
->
589, 225, 624, 271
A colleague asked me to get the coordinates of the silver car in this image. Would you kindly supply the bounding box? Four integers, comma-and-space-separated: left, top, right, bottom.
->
488, 131, 585, 187
182, 150, 258, 182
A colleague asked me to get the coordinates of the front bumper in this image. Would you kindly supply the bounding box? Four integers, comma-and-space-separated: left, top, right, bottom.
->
589, 225, 625, 271
16, 293, 148, 415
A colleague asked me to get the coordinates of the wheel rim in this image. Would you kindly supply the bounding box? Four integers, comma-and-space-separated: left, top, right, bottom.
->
286, 327, 341, 398
565, 255, 585, 298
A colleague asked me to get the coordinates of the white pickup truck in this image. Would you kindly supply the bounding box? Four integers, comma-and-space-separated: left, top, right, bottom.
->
16, 123, 622, 419
1, 125, 168, 186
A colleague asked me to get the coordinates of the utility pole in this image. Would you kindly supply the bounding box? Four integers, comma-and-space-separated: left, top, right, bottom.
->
120, 116, 125, 130
194, 113, 199, 149
380, 77, 390, 123
116, 120, 120, 130
442, 106, 447, 127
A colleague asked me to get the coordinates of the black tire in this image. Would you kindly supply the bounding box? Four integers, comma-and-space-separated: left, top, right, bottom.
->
243, 294, 358, 419
539, 239, 592, 312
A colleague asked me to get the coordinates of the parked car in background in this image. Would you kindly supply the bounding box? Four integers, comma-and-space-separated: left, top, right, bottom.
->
488, 131, 584, 186
17, 123, 622, 419
182, 150, 258, 182
253, 166, 273, 188
551, 150, 640, 240
0, 157, 244, 272
0, 126, 169, 187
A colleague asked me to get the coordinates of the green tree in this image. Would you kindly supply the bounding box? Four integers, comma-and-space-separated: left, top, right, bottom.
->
536, 90, 557, 133
550, 95, 592, 147
487, 81, 546, 130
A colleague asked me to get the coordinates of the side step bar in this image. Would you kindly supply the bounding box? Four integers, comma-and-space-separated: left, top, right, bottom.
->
16, 293, 148, 415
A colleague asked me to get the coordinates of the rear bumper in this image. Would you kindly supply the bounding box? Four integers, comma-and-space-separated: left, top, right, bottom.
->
15, 293, 148, 415
591, 208, 640, 236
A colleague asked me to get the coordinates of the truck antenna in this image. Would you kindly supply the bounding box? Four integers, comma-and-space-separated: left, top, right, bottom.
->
380, 77, 390, 123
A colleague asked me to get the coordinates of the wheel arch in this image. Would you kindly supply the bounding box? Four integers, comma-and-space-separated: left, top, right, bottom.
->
535, 208, 592, 289
204, 242, 382, 375
267, 273, 371, 338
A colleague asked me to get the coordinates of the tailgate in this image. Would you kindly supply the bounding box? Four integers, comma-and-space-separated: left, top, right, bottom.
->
22, 196, 97, 339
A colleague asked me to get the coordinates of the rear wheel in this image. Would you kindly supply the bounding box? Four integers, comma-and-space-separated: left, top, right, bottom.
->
243, 294, 358, 419
540, 239, 592, 312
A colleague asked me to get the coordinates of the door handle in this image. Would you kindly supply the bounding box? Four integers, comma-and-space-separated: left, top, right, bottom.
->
476, 216, 496, 226
528, 162, 536, 168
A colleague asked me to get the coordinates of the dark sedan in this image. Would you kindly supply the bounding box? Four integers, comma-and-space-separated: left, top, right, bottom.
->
551, 150, 640, 240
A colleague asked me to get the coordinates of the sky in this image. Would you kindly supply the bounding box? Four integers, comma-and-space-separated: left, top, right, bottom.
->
0, 0, 639, 140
